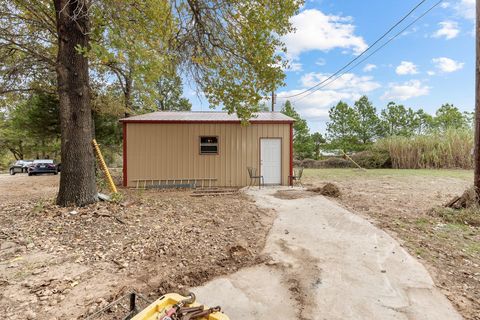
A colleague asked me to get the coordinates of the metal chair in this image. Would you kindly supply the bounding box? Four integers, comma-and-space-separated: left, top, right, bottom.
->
289, 167, 304, 187
247, 167, 264, 189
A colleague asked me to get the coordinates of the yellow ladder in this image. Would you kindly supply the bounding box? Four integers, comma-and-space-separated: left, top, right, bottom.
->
92, 139, 118, 194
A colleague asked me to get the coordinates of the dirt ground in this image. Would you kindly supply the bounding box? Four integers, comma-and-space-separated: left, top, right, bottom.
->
303, 169, 479, 320
0, 174, 275, 319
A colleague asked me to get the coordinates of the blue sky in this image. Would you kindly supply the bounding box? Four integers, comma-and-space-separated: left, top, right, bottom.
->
188, 0, 475, 134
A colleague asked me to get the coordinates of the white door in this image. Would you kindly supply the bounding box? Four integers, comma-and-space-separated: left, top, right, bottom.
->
260, 139, 281, 185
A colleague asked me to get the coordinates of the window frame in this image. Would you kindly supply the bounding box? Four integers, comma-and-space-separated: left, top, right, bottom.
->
199, 136, 219, 155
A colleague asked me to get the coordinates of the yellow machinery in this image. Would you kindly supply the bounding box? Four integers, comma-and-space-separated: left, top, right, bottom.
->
132, 293, 229, 320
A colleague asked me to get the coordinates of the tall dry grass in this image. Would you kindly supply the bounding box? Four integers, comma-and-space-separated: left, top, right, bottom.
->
375, 128, 473, 169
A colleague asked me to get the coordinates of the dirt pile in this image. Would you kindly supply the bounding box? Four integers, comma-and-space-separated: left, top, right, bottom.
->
308, 183, 341, 198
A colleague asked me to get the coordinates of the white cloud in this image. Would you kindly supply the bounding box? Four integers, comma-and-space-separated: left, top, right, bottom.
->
277, 72, 380, 120
282, 9, 368, 59
427, 70, 436, 76
363, 64, 377, 72
382, 80, 430, 101
454, 0, 475, 21
432, 57, 464, 72
300, 72, 381, 92
395, 61, 419, 75
278, 90, 355, 120
433, 21, 460, 39
440, 2, 451, 9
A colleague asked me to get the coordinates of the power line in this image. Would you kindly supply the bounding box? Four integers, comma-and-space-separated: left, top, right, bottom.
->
279, 0, 429, 100
292, 0, 443, 104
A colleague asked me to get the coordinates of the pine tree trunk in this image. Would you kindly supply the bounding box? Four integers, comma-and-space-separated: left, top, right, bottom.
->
54, 0, 97, 206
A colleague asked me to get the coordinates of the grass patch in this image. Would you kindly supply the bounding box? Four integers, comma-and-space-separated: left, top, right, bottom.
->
414, 217, 430, 230
434, 207, 480, 227
303, 168, 473, 181
465, 242, 480, 256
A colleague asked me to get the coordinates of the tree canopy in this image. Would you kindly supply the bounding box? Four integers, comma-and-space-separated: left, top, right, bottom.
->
326, 101, 358, 153
1, 0, 300, 117
0, 0, 301, 205
322, 97, 471, 154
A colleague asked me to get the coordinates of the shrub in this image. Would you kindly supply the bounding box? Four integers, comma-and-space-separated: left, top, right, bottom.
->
297, 157, 353, 168
350, 150, 391, 169
300, 158, 319, 168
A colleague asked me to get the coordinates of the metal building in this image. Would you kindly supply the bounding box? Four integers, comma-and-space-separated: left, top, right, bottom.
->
120, 112, 294, 188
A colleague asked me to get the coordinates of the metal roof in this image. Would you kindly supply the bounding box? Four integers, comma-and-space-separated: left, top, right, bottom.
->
120, 111, 294, 123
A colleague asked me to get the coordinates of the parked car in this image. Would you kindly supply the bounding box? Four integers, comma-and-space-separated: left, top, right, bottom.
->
28, 159, 59, 176
9, 160, 33, 175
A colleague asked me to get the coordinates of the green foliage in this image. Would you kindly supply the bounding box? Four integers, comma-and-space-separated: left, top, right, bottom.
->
187, 1, 301, 120
281, 100, 316, 159
352, 96, 381, 144
432, 103, 470, 131
0, 90, 123, 165
323, 97, 473, 170
19, 93, 61, 140
1, 0, 301, 120
350, 150, 391, 169
413, 109, 434, 134
155, 73, 192, 111
326, 101, 359, 153
311, 132, 326, 160
0, 92, 60, 160
380, 102, 418, 137
88, 0, 301, 119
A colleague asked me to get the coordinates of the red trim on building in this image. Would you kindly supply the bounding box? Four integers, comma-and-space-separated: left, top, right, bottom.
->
119, 120, 294, 124
122, 122, 127, 187
289, 122, 293, 186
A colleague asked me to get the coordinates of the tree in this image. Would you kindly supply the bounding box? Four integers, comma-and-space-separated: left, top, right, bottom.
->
281, 100, 314, 159
413, 109, 433, 134
0, 111, 28, 160
311, 132, 326, 160
12, 93, 60, 158
0, 92, 60, 160
1, 0, 300, 206
352, 96, 381, 145
326, 101, 358, 153
156, 74, 192, 111
433, 103, 469, 131
53, 0, 97, 206
380, 102, 418, 137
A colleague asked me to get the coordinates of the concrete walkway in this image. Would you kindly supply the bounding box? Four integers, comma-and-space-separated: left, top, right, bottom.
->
192, 188, 462, 320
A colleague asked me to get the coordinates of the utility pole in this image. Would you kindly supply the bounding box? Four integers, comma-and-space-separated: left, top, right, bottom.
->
475, 0, 480, 201
271, 91, 275, 112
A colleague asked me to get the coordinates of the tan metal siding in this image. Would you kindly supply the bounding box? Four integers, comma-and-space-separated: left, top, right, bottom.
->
126, 122, 291, 187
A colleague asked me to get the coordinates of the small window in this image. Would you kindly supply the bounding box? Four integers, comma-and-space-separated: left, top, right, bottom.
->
200, 136, 218, 155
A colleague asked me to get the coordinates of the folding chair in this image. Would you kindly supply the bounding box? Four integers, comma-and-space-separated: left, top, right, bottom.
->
289, 167, 304, 187
247, 167, 264, 189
